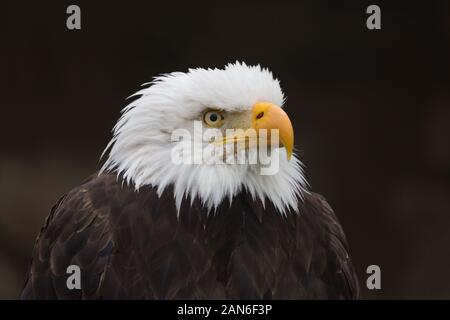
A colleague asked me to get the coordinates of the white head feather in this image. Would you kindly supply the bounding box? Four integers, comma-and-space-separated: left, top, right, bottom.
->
101, 62, 308, 214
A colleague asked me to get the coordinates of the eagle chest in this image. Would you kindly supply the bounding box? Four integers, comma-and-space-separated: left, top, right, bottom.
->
114, 189, 310, 299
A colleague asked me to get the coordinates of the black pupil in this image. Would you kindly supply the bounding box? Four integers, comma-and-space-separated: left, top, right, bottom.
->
209, 113, 218, 122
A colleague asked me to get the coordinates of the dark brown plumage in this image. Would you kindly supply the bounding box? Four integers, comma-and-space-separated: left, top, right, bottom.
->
21, 172, 359, 299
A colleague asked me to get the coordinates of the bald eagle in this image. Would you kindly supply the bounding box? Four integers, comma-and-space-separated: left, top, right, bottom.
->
21, 62, 359, 299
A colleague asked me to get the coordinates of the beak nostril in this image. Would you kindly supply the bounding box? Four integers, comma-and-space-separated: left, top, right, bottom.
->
256, 112, 264, 119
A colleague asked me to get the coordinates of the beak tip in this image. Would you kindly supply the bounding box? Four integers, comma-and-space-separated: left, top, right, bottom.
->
286, 150, 292, 161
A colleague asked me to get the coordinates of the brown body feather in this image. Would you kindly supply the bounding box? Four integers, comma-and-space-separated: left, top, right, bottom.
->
21, 172, 359, 299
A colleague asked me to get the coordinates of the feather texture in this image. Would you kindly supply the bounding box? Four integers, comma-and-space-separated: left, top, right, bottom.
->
21, 173, 359, 299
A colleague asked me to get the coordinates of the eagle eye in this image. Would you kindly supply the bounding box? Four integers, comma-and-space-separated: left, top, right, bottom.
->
203, 110, 224, 127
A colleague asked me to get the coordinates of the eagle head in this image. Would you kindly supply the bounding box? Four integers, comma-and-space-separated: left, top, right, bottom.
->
101, 62, 307, 214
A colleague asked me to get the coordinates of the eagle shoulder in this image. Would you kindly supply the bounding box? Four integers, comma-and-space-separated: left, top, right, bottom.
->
21, 173, 119, 299
300, 191, 360, 299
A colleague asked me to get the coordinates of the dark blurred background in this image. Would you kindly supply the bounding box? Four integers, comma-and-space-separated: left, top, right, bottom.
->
1, 0, 449, 299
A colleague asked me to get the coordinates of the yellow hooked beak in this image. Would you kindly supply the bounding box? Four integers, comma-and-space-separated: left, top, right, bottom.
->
252, 102, 294, 160
214, 102, 294, 160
